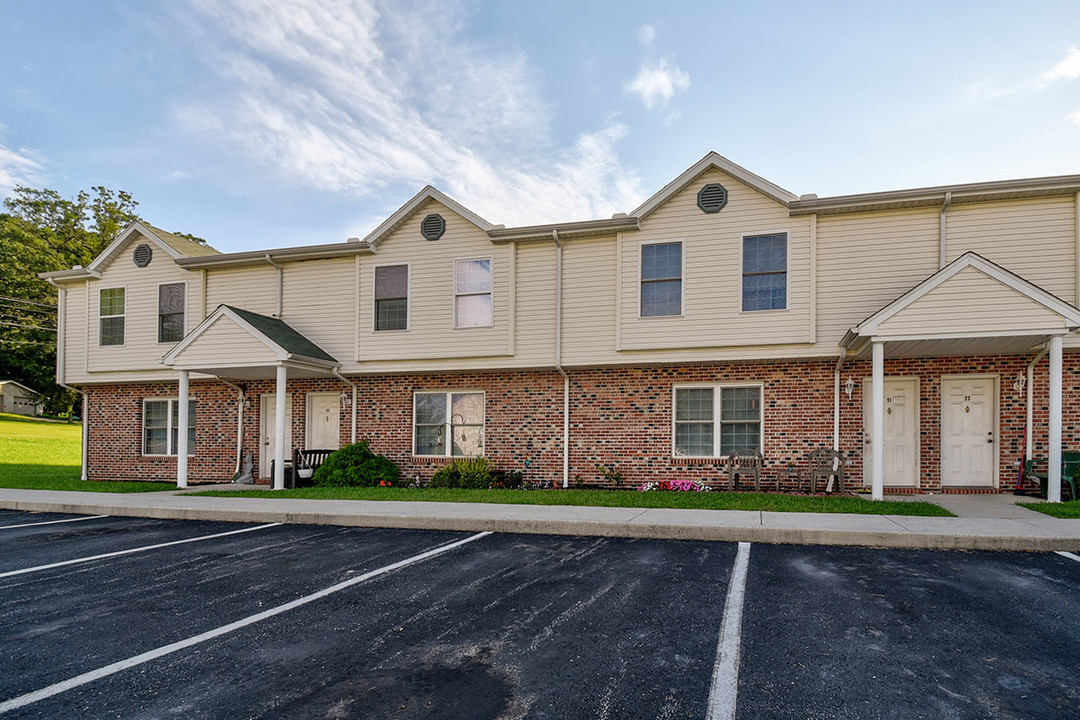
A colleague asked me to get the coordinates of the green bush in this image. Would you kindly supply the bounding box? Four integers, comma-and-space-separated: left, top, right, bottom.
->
429, 457, 497, 489
312, 440, 401, 488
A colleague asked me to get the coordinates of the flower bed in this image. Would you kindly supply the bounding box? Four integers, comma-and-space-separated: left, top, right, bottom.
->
637, 479, 711, 492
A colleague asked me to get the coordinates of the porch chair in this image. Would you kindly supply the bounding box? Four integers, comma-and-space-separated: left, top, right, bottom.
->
726, 448, 764, 492
808, 448, 847, 495
1023, 451, 1080, 501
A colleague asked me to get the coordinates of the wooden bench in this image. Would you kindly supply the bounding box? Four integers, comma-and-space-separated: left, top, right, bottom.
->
284, 448, 337, 488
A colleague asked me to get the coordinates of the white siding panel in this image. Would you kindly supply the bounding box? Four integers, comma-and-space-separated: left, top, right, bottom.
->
172, 316, 277, 367
876, 267, 1068, 336
63, 283, 88, 383
205, 266, 278, 316
562, 237, 617, 365
281, 257, 355, 364
946, 196, 1076, 301
816, 208, 940, 346
511, 242, 557, 366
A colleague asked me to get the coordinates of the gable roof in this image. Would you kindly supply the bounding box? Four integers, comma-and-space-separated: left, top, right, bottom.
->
843, 252, 1080, 346
0, 380, 40, 395
361, 186, 494, 248
162, 304, 337, 367
86, 221, 220, 273
631, 151, 799, 221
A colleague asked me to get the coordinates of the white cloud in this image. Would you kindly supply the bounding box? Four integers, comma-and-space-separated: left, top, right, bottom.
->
1068, 109, 1080, 126
0, 131, 45, 198
637, 25, 655, 47
173, 0, 643, 226
625, 58, 690, 111
1040, 46, 1080, 86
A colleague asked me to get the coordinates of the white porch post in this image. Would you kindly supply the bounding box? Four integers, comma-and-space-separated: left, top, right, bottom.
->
274, 364, 287, 491
177, 370, 189, 489
871, 341, 885, 501
1048, 335, 1063, 502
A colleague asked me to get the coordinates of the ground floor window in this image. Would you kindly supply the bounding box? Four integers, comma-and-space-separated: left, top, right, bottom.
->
143, 398, 196, 456
413, 391, 484, 456
673, 385, 762, 457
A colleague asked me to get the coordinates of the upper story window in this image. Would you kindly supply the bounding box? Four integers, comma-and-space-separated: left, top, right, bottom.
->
143, 398, 195, 456
455, 258, 492, 328
413, 391, 484, 456
99, 288, 125, 346
375, 264, 409, 331
674, 385, 762, 457
640, 241, 682, 317
158, 283, 186, 343
742, 233, 787, 311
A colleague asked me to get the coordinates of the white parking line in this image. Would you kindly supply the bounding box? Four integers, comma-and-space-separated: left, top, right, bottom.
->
706, 541, 751, 720
0, 530, 492, 714
0, 523, 282, 579
0, 515, 108, 530
1056, 551, 1080, 563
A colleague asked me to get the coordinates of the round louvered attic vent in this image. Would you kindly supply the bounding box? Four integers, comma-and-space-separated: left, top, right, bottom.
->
697, 183, 728, 214
420, 213, 446, 241
133, 243, 153, 267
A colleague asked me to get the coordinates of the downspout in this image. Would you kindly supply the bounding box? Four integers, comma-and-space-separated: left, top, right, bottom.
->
47, 279, 88, 481
213, 375, 246, 474
939, 192, 952, 269
1027, 344, 1049, 459
833, 349, 846, 452
553, 229, 570, 488
265, 254, 283, 318
332, 367, 358, 444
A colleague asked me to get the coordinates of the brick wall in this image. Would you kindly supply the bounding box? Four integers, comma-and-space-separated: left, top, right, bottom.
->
82, 353, 1080, 490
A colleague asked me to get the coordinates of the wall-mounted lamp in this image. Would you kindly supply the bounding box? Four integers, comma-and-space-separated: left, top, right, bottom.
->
340, 390, 351, 406
1012, 374, 1026, 394
844, 377, 856, 398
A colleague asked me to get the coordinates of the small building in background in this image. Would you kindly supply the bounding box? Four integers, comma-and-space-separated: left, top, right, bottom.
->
0, 380, 44, 417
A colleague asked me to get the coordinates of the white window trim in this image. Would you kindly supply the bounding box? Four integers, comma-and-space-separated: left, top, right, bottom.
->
453, 256, 494, 329
98, 285, 127, 347
156, 280, 188, 345
142, 397, 195, 457
412, 389, 486, 457
738, 230, 791, 314
637, 239, 686, 319
671, 382, 764, 458
372, 261, 412, 332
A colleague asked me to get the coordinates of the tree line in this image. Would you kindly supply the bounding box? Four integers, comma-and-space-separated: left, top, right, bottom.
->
0, 186, 197, 417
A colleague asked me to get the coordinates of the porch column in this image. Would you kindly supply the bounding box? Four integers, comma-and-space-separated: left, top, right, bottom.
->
274, 364, 287, 491
1048, 335, 1063, 502
871, 341, 885, 501
177, 370, 189, 489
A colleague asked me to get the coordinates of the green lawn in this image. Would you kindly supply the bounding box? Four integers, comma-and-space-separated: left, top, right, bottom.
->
0, 413, 168, 492
1019, 500, 1080, 518
194, 485, 954, 516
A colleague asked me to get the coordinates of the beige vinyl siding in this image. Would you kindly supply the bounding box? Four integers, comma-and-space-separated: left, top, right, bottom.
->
562, 237, 617, 365
204, 265, 277, 316
85, 244, 203, 373
876, 267, 1070, 336
171, 315, 277, 367
618, 167, 812, 352
946, 196, 1076, 302
509, 242, 558, 366
281, 257, 354, 364
355, 202, 510, 363
63, 283, 88, 383
816, 208, 940, 347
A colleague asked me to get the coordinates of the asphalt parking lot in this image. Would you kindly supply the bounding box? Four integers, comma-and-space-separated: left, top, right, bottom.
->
1, 510, 1077, 719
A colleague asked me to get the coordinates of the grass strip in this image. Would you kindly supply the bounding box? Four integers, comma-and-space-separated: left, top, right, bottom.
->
1019, 500, 1080, 519
193, 486, 954, 516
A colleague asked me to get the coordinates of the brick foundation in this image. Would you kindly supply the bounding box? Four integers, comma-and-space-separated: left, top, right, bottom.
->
82, 353, 1080, 491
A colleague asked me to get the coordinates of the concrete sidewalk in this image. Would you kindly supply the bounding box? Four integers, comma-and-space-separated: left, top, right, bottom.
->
1, 487, 1078, 552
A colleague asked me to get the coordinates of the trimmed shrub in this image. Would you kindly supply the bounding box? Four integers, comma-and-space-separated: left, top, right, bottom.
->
428, 457, 497, 489
312, 440, 401, 488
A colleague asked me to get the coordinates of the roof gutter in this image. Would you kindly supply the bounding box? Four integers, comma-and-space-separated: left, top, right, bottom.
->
553, 228, 569, 489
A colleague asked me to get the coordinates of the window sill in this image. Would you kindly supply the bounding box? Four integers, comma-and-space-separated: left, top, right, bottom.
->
672, 456, 725, 465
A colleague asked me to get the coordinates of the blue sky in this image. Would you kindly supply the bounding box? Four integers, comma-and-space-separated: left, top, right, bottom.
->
2, 1, 1079, 254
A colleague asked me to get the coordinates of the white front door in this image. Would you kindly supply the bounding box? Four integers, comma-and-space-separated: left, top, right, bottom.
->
260, 394, 293, 478
941, 376, 996, 487
306, 393, 340, 450
863, 377, 919, 487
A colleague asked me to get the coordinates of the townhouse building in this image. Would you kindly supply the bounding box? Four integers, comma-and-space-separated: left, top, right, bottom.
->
41, 153, 1080, 500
